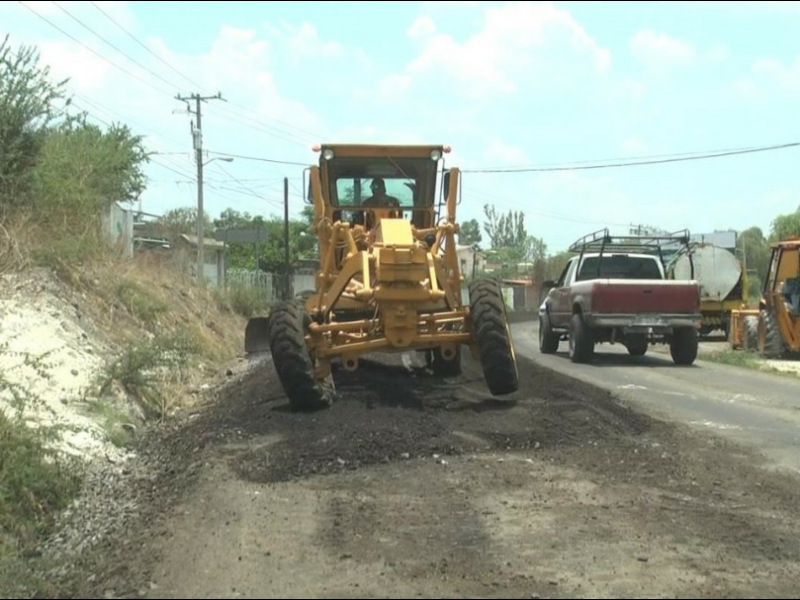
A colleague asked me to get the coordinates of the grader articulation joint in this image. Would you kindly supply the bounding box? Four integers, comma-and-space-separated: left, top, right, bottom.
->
245, 143, 519, 411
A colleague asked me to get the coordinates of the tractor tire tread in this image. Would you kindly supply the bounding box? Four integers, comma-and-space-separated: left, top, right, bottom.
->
469, 278, 519, 396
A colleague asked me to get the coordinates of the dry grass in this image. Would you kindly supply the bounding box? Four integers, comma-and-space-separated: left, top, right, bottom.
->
0, 216, 257, 593
0, 215, 250, 416
64, 250, 245, 362
55, 250, 249, 416
0, 216, 32, 275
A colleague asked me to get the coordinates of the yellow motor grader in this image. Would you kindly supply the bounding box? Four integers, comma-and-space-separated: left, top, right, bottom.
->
244, 143, 519, 411
729, 236, 800, 358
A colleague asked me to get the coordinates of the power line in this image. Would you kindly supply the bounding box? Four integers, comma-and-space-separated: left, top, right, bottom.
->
17, 1, 174, 97
206, 150, 309, 167
50, 1, 178, 91
17, 0, 316, 145
86, 0, 203, 90
83, 0, 322, 145
207, 140, 800, 178
462, 142, 800, 173
474, 142, 780, 170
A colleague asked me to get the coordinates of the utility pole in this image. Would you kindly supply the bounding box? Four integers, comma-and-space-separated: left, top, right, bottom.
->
175, 91, 224, 284
284, 177, 291, 300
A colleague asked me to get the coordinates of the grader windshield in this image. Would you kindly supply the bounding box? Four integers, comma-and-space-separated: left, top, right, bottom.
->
315, 144, 445, 229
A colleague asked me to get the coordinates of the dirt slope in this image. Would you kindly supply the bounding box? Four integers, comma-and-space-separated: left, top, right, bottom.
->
42, 350, 800, 599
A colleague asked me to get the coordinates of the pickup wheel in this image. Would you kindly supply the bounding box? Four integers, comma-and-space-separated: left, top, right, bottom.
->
538, 312, 560, 354
669, 326, 698, 365
568, 312, 594, 363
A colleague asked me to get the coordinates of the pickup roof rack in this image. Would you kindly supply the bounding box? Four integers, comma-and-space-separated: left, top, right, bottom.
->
568, 228, 695, 279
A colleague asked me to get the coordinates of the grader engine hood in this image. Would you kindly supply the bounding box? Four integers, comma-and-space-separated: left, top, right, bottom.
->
369, 218, 446, 348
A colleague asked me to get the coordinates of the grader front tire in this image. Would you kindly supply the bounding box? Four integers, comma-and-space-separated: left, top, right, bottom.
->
469, 278, 519, 396
267, 300, 334, 412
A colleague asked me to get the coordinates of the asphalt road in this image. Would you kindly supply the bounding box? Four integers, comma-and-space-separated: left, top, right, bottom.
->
511, 321, 800, 474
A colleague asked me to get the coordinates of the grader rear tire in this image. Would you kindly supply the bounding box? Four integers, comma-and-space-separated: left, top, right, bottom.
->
267, 300, 334, 412
743, 315, 759, 351
758, 308, 785, 359
469, 278, 519, 396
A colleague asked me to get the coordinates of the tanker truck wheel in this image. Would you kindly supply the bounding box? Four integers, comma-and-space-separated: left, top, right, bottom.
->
469, 278, 519, 396
267, 299, 335, 411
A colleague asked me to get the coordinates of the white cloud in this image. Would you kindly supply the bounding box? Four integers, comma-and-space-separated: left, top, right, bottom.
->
621, 137, 650, 154
34, 40, 112, 92
147, 26, 325, 140
630, 29, 697, 68
264, 21, 344, 60
407, 16, 436, 38
385, 1, 611, 100
734, 55, 800, 97
482, 141, 528, 166
752, 56, 800, 91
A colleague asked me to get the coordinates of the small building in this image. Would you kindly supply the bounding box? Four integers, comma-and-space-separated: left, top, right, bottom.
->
101, 201, 135, 258
500, 277, 538, 311
456, 244, 485, 278
173, 234, 227, 287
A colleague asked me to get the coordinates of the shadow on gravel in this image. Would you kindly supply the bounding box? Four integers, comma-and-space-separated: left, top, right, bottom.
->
190, 349, 654, 484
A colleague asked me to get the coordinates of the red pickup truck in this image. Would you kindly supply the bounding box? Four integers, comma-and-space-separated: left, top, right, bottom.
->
538, 235, 702, 365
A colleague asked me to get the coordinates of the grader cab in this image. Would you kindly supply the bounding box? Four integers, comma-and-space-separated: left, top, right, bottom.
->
729, 236, 800, 358
245, 143, 519, 411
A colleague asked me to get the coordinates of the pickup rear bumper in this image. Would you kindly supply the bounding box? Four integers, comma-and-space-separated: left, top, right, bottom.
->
586, 313, 703, 329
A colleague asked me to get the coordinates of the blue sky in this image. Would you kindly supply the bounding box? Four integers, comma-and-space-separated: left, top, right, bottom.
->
3, 0, 800, 253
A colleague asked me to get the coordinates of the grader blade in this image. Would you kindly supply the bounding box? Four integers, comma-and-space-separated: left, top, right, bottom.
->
244, 316, 272, 354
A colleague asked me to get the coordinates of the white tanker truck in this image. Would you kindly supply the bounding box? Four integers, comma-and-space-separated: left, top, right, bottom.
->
665, 243, 747, 337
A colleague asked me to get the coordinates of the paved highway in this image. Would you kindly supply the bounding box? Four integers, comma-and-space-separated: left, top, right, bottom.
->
512, 321, 800, 473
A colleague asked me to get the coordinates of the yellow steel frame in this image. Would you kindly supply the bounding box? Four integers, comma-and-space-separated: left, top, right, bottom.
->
302, 145, 474, 379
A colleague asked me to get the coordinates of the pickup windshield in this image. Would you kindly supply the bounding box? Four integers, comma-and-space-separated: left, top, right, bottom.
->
576, 255, 663, 281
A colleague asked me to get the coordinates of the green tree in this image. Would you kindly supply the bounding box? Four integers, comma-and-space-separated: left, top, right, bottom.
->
32, 117, 149, 222
736, 226, 770, 301
483, 204, 526, 248
0, 34, 71, 207
770, 205, 800, 242
458, 218, 482, 247
156, 207, 213, 242
0, 36, 150, 264
210, 206, 317, 272
545, 250, 575, 282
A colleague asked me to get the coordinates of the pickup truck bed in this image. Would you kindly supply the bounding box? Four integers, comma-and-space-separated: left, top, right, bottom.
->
579, 279, 700, 327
